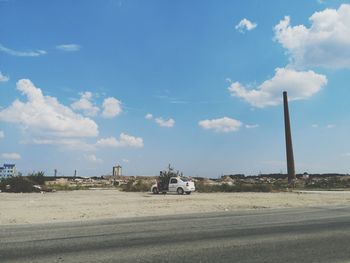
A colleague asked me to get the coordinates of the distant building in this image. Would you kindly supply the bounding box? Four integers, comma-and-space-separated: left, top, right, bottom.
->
0, 164, 17, 178
112, 165, 122, 176
302, 172, 310, 179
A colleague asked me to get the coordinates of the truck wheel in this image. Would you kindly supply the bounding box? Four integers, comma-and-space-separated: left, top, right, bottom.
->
152, 187, 159, 194
185, 191, 191, 195
177, 188, 184, 195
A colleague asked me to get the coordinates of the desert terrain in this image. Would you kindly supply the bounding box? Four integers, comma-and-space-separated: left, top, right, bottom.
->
1, 190, 350, 225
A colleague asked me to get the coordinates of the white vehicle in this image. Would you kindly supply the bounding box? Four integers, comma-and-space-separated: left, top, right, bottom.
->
151, 177, 195, 195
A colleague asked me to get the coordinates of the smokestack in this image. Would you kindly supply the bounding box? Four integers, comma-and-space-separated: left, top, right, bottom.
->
283, 91, 296, 185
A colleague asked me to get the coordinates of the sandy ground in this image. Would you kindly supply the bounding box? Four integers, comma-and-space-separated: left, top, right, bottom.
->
1, 189, 350, 225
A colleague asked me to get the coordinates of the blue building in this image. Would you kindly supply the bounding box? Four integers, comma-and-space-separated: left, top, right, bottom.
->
0, 164, 17, 178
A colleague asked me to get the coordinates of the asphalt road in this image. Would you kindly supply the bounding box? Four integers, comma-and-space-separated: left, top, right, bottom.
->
1, 206, 350, 263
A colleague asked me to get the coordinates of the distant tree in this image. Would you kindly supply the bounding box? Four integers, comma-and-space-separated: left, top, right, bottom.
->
27, 171, 46, 185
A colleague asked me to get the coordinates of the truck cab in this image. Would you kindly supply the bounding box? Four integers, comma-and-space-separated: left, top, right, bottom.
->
151, 177, 195, 195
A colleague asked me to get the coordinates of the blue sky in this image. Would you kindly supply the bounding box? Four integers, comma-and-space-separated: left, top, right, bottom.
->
1, 0, 350, 177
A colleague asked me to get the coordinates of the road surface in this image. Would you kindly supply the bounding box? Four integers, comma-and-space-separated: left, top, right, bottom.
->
1, 206, 350, 262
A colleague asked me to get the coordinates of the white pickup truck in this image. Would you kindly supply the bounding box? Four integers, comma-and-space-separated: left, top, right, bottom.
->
151, 177, 195, 195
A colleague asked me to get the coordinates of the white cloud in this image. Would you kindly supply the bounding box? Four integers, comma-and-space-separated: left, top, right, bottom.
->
311, 124, 319, 128
0, 131, 4, 138
235, 18, 257, 33
96, 133, 144, 148
155, 117, 175, 128
326, 124, 335, 129
96, 137, 119, 147
228, 67, 327, 108
122, 158, 129, 163
245, 124, 259, 129
0, 79, 99, 138
274, 4, 350, 68
0, 71, 9, 82
145, 113, 153, 120
199, 117, 242, 133
102, 97, 122, 118
145, 113, 175, 128
71, 92, 99, 116
56, 44, 81, 52
1, 153, 21, 160
85, 154, 103, 164
0, 44, 46, 57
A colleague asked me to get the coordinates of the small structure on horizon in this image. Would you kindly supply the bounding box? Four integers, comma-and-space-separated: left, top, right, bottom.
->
302, 172, 309, 179
113, 165, 122, 177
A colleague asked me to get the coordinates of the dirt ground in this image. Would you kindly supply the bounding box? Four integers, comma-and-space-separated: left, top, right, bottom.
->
1, 190, 350, 225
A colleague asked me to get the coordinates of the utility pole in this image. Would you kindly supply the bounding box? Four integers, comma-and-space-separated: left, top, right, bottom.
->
283, 91, 296, 186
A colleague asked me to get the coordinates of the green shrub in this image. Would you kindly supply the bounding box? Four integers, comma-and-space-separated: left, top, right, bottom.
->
121, 179, 153, 192
304, 177, 349, 189
0, 176, 36, 193
27, 171, 46, 185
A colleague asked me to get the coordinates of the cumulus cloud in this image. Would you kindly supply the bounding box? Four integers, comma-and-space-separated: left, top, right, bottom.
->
145, 113, 153, 120
228, 67, 327, 107
274, 4, 350, 68
199, 117, 242, 133
0, 44, 46, 57
71, 92, 99, 116
56, 44, 81, 52
0, 79, 99, 137
84, 154, 103, 164
155, 117, 175, 128
0, 71, 9, 82
1, 153, 21, 160
145, 113, 175, 128
102, 97, 122, 118
235, 18, 257, 33
96, 133, 144, 148
0, 131, 4, 138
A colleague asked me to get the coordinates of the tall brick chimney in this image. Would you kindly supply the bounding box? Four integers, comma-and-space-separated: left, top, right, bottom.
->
283, 91, 296, 185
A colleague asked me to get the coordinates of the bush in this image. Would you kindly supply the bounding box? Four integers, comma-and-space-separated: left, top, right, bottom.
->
304, 177, 350, 189
27, 171, 46, 185
0, 176, 36, 193
121, 179, 153, 192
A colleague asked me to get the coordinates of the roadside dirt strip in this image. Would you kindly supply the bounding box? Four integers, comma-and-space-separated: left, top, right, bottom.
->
1, 190, 350, 225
